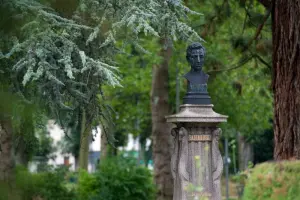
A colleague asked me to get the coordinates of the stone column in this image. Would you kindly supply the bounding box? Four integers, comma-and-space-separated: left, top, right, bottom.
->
166, 104, 227, 200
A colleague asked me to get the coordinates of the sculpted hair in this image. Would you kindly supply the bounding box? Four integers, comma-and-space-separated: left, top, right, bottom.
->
186, 42, 206, 62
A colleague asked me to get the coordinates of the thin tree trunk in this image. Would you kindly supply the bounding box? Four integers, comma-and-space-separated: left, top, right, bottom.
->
272, 0, 300, 160
75, 156, 79, 170
138, 139, 146, 166
151, 39, 173, 200
0, 117, 14, 182
79, 109, 91, 170
15, 141, 29, 167
79, 128, 90, 170
100, 125, 108, 160
237, 133, 254, 171
15, 110, 34, 167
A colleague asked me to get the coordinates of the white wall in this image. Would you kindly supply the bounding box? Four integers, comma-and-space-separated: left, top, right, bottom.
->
29, 121, 151, 172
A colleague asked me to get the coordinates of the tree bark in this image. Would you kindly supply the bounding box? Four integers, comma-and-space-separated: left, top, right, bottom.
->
138, 138, 146, 166
74, 155, 79, 170
15, 109, 34, 167
15, 140, 29, 167
237, 133, 254, 171
272, 0, 300, 160
100, 124, 108, 160
79, 109, 91, 170
0, 117, 14, 182
151, 39, 173, 200
258, 0, 272, 8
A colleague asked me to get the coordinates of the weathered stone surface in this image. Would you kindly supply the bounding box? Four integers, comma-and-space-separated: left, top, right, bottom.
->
167, 104, 227, 200
212, 128, 223, 200
166, 104, 227, 124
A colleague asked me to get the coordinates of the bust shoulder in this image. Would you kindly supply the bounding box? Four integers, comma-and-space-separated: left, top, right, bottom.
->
204, 72, 209, 79
184, 71, 209, 84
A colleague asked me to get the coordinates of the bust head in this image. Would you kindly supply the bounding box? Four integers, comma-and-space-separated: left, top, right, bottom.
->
186, 42, 206, 72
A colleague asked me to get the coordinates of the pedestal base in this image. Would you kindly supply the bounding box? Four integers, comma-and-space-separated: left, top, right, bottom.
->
166, 104, 227, 200
183, 93, 211, 105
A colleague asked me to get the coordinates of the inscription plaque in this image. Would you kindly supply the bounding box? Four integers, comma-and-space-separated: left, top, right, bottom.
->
189, 134, 212, 141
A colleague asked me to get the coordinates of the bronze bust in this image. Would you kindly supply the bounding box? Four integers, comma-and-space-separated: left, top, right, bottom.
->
183, 43, 211, 104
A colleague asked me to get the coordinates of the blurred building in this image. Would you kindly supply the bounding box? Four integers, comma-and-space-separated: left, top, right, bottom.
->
29, 121, 101, 173
28, 121, 152, 172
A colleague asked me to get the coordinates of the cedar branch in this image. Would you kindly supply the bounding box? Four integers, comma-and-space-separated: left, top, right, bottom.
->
242, 9, 271, 52
258, 0, 272, 8
207, 56, 253, 74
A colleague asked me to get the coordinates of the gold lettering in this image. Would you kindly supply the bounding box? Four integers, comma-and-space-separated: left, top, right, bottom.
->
189, 135, 211, 141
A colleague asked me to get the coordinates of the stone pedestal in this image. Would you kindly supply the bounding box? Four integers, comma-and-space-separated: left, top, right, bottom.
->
166, 104, 227, 200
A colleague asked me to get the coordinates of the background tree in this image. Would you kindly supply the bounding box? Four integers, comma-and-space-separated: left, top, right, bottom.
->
1, 1, 200, 187
82, 2, 202, 199
269, 0, 300, 160
104, 0, 274, 194
173, 0, 273, 170
103, 42, 155, 162
0, 0, 121, 174
219, 0, 300, 160
0, 92, 15, 182
3, 1, 291, 199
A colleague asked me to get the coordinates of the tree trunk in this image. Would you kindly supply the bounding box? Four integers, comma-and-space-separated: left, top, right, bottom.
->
138, 138, 146, 166
79, 109, 91, 170
237, 133, 254, 171
151, 39, 173, 200
100, 125, 108, 161
15, 140, 29, 167
0, 117, 14, 182
272, 0, 300, 160
15, 110, 34, 167
75, 155, 79, 170
79, 128, 90, 170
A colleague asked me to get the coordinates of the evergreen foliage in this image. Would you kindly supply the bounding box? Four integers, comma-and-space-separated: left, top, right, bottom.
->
1, 0, 203, 174
0, 0, 202, 130
1, 0, 121, 129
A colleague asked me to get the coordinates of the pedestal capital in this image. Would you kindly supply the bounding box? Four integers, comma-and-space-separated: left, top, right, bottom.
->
166, 104, 228, 125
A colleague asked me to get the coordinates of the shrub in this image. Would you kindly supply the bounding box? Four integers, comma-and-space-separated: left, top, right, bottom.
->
243, 161, 300, 200
77, 157, 156, 200
0, 166, 77, 200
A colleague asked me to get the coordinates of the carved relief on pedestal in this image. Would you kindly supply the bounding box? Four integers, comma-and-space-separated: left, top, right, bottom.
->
171, 127, 190, 200
171, 128, 179, 180
171, 125, 223, 200
212, 128, 223, 200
